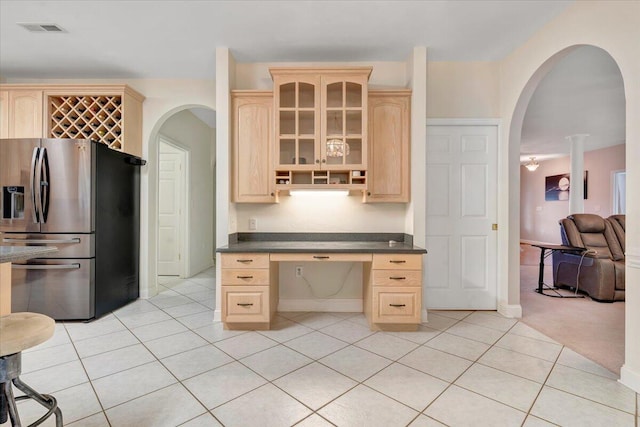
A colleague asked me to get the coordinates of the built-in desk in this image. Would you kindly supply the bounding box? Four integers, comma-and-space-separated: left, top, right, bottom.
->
216, 234, 427, 331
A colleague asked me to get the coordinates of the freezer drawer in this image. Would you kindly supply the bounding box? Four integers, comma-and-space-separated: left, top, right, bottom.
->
11, 258, 94, 320
1, 233, 94, 258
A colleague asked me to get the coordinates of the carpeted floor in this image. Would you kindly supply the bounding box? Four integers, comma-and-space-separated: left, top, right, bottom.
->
519, 244, 625, 376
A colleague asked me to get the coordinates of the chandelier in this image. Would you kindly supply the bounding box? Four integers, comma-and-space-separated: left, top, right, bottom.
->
525, 157, 539, 172
326, 139, 350, 158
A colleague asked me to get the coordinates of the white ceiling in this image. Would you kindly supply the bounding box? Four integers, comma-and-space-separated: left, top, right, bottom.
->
0, 0, 572, 79
3, 1, 624, 160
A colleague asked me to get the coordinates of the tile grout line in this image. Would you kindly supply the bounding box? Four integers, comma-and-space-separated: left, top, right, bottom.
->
104, 304, 218, 425
416, 316, 520, 423
15, 277, 632, 427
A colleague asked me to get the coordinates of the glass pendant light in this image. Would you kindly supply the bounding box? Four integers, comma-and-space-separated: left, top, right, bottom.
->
525, 157, 539, 172
326, 138, 350, 157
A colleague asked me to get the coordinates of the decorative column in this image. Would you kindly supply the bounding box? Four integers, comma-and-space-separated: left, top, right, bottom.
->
566, 134, 589, 214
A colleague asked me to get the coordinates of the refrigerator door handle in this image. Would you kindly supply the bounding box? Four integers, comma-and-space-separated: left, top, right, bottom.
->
30, 147, 41, 223
12, 263, 81, 270
40, 147, 50, 222
2, 238, 81, 244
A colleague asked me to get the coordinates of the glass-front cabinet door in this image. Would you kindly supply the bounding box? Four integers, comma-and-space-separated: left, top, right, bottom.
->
270, 67, 371, 192
273, 75, 320, 170
321, 75, 368, 170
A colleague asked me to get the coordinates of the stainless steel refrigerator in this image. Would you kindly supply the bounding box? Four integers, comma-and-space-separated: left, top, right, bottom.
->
0, 138, 145, 320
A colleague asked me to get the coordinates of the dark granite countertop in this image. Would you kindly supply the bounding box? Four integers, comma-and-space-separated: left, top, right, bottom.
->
0, 246, 58, 263
216, 233, 426, 254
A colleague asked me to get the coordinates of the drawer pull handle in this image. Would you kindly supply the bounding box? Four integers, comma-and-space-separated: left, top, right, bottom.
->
237, 275, 254, 279
237, 303, 254, 307
236, 259, 253, 263
389, 276, 406, 280
389, 260, 406, 264
389, 303, 406, 307
313, 256, 330, 259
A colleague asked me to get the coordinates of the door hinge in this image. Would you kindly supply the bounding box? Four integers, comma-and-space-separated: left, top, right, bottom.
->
178, 253, 181, 260
492, 223, 498, 231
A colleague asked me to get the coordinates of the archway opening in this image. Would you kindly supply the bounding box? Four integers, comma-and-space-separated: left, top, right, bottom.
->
143, 105, 217, 299
512, 45, 626, 374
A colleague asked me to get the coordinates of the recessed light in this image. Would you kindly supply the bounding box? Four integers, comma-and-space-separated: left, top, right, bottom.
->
18, 23, 66, 33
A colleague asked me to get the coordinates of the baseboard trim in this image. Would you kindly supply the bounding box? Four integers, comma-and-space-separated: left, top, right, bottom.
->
620, 365, 640, 393
213, 309, 222, 322
498, 301, 522, 318
421, 308, 429, 323
278, 299, 363, 313
139, 286, 158, 299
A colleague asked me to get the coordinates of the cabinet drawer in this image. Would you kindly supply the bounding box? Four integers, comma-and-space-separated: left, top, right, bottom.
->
221, 269, 270, 285
270, 253, 372, 262
221, 253, 270, 269
372, 254, 422, 270
372, 287, 421, 324
373, 270, 422, 287
222, 286, 270, 323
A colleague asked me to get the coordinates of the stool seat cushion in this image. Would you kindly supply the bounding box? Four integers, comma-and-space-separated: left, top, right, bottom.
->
0, 312, 55, 357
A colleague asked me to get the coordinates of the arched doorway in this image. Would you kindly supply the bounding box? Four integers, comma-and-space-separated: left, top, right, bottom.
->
516, 46, 626, 374
509, 45, 625, 374
142, 104, 216, 299
155, 108, 216, 282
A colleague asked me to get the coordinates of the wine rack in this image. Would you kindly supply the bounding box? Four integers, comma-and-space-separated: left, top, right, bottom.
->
49, 95, 124, 151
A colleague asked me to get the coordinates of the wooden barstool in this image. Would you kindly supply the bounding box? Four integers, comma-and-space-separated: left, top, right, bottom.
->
0, 312, 63, 426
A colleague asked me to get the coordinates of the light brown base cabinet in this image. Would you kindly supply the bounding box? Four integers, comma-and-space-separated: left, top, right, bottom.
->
221, 253, 279, 330
221, 252, 423, 331
365, 254, 422, 331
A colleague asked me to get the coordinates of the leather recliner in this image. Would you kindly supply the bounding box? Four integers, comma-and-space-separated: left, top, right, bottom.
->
608, 214, 626, 251
553, 213, 625, 302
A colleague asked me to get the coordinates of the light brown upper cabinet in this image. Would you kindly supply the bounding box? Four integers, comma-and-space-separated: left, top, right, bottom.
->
367, 90, 411, 203
270, 67, 371, 191
0, 84, 144, 157
231, 91, 276, 203
0, 89, 44, 138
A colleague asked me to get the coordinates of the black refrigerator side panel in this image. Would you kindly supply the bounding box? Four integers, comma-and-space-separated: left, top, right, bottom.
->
94, 143, 141, 317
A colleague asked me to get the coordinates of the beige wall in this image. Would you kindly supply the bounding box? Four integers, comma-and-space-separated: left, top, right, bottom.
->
427, 62, 500, 118
159, 110, 215, 275
520, 144, 625, 244
498, 0, 640, 392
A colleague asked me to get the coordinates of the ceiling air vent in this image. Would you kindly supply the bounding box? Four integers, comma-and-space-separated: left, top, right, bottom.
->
18, 23, 66, 33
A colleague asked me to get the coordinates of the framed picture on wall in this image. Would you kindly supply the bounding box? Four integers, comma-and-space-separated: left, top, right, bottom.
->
545, 171, 588, 201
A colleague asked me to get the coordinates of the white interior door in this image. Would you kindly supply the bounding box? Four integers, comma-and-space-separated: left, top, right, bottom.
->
158, 142, 186, 276
425, 124, 498, 309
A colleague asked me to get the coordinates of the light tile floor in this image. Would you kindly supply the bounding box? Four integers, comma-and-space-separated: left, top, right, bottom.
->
5, 268, 639, 427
